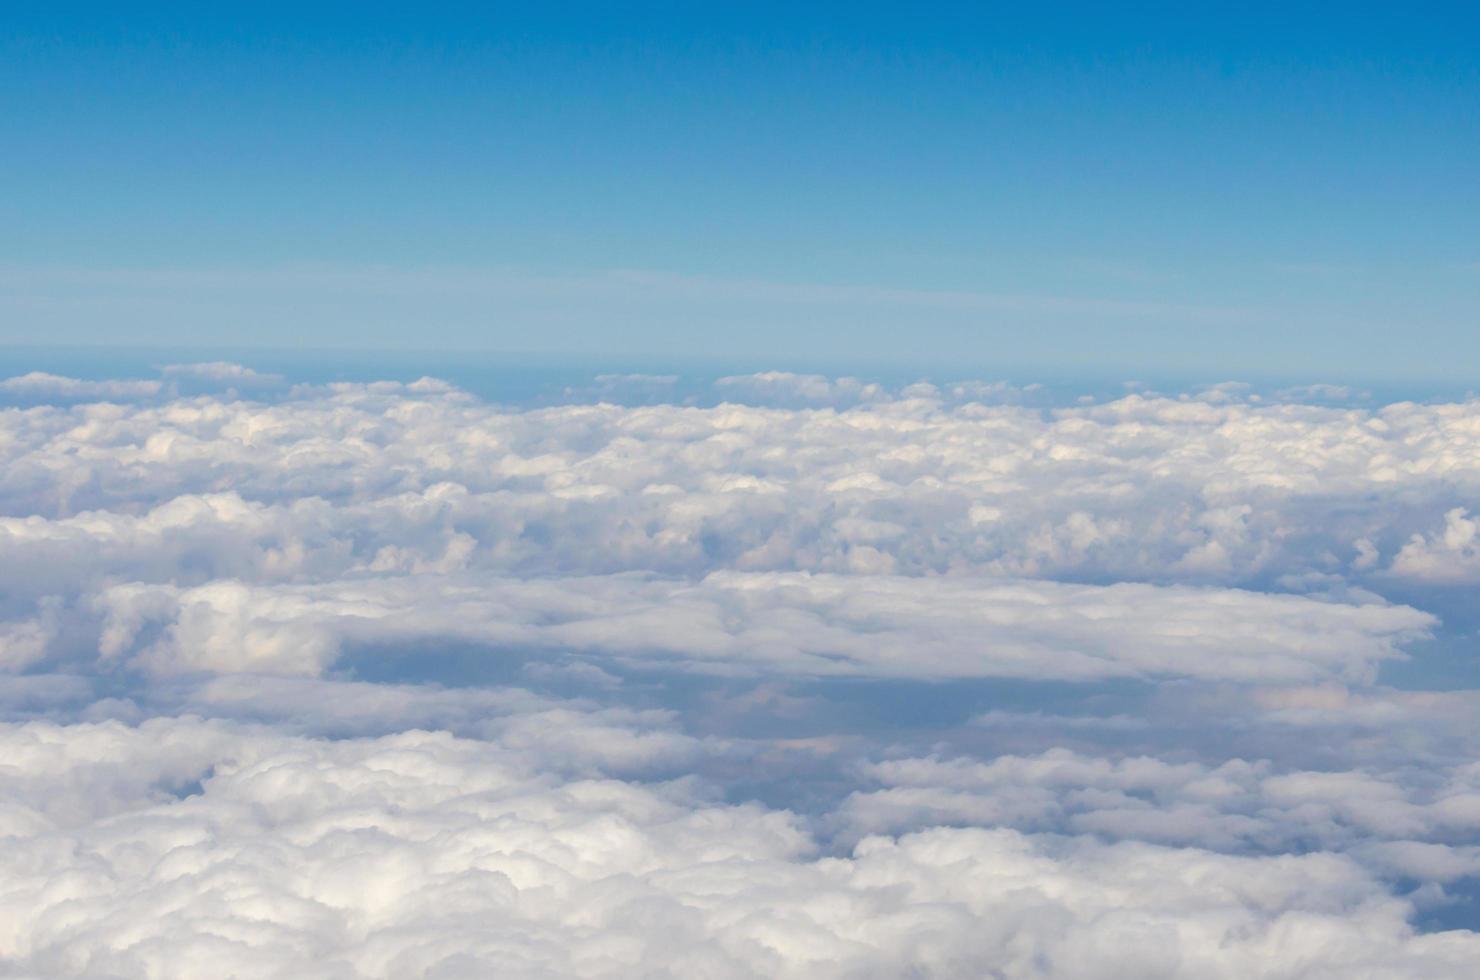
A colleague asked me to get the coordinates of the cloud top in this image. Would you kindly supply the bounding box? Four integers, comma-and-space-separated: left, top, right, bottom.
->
0, 370, 1477, 977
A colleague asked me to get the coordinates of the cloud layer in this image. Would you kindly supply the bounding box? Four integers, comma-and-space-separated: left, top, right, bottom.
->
2, 366, 1479, 977
4, 718, 1479, 980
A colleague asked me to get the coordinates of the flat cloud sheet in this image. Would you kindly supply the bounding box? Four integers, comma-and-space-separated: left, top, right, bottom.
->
2, 368, 1480, 977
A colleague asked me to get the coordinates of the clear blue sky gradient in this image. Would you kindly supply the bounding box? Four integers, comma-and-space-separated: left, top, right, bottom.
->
2, 3, 1477, 378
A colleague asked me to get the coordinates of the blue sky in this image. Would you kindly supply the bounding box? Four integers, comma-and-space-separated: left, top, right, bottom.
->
2, 3, 1477, 378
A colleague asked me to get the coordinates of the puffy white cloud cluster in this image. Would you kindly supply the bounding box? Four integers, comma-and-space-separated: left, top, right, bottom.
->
1390, 509, 1480, 583
2, 718, 1479, 980
840, 748, 1480, 868
2, 371, 1478, 590
1, 366, 1479, 977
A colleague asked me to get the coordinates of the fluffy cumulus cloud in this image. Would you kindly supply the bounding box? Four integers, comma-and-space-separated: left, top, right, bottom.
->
1389, 508, 1480, 583
3, 371, 1479, 587
2, 366, 1480, 977
3, 719, 1480, 980
838, 748, 1480, 859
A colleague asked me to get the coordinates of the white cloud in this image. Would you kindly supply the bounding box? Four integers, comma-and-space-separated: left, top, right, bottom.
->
0, 718, 1476, 979
837, 747, 1480, 861
160, 361, 287, 387
0, 373, 1477, 975
0, 602, 59, 673
1390, 508, 1480, 582
714, 372, 887, 407
3, 380, 1480, 589
82, 572, 1431, 684
0, 372, 162, 401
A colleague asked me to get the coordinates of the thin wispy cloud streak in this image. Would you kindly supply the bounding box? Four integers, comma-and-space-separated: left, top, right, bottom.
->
0, 264, 1353, 374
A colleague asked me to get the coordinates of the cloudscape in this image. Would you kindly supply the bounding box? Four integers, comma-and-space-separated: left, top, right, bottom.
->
1, 369, 1479, 977
3, 4, 1480, 978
